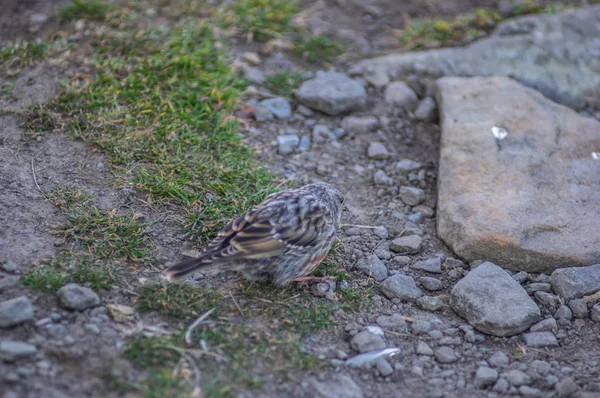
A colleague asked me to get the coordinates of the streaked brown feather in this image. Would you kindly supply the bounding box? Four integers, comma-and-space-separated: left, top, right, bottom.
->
163, 182, 343, 284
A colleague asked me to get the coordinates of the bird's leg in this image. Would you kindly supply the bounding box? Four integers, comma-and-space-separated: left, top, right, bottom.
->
292, 275, 337, 284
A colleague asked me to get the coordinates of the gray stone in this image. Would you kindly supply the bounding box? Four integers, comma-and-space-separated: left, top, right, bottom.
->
277, 135, 299, 155
411, 257, 442, 273
350, 331, 386, 353
296, 72, 366, 115
363, 67, 390, 88
389, 236, 422, 254
242, 52, 260, 65
493, 378, 510, 393
384, 81, 418, 111
554, 305, 573, 320
367, 142, 389, 160
374, 248, 392, 260
411, 320, 432, 335
550, 264, 600, 300
413, 205, 434, 219
356, 255, 388, 282
530, 360, 551, 375
58, 283, 100, 311
0, 276, 20, 292
393, 256, 411, 266
253, 104, 273, 121
296, 104, 313, 117
569, 299, 589, 318
416, 296, 443, 311
243, 66, 266, 85
419, 277, 443, 291
407, 212, 423, 224
308, 374, 364, 398
0, 296, 34, 328
30, 13, 49, 24
416, 341, 434, 356
488, 351, 509, 368
535, 291, 559, 306
520, 386, 544, 398
435, 76, 600, 272
311, 281, 336, 301
2, 261, 18, 272
525, 283, 552, 295
350, 7, 600, 109
298, 136, 310, 152
376, 358, 394, 376
505, 370, 531, 386
341, 116, 378, 134
312, 124, 335, 143
529, 318, 557, 332
376, 314, 407, 332
379, 274, 422, 301
434, 347, 459, 364
451, 262, 541, 336
474, 366, 499, 389
259, 97, 291, 119
591, 304, 600, 323
414, 97, 438, 122
0, 341, 37, 362
523, 331, 558, 348
555, 377, 579, 397
513, 271, 530, 284
373, 226, 389, 240
398, 186, 425, 206
395, 159, 421, 174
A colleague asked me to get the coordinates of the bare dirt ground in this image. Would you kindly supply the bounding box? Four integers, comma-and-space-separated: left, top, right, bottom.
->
1, 1, 599, 398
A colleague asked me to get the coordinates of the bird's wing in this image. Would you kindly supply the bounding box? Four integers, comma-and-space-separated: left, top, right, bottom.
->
200, 195, 332, 262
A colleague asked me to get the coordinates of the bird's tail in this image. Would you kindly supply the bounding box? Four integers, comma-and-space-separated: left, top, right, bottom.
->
162, 257, 213, 282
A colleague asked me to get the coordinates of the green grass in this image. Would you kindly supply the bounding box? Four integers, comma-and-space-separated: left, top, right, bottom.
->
35, 21, 277, 242
0, 40, 48, 73
42, 185, 155, 262
45, 184, 93, 208
137, 283, 224, 319
130, 280, 330, 397
218, 0, 299, 42
0, 83, 13, 99
294, 35, 344, 64
398, 8, 501, 49
58, 206, 155, 261
22, 251, 118, 292
265, 69, 303, 98
59, 0, 113, 21
23, 184, 147, 292
18, 2, 359, 396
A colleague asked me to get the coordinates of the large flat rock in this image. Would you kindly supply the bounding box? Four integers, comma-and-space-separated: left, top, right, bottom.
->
349, 6, 600, 108
436, 76, 600, 272
451, 262, 541, 336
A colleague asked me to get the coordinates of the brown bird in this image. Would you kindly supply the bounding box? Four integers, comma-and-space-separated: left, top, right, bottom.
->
163, 182, 344, 287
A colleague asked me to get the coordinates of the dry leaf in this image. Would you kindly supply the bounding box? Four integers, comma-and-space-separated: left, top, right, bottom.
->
107, 304, 136, 323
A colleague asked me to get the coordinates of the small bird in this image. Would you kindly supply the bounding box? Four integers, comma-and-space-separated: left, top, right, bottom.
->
163, 182, 344, 287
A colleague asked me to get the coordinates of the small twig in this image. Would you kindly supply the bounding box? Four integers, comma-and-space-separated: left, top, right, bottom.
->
165, 345, 201, 392
340, 224, 379, 229
31, 158, 42, 192
184, 307, 216, 345
229, 291, 245, 317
